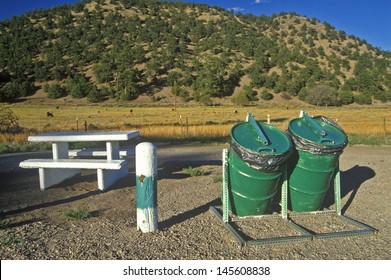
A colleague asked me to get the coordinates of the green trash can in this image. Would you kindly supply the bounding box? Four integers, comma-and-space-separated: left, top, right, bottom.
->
227, 113, 292, 217
287, 111, 348, 212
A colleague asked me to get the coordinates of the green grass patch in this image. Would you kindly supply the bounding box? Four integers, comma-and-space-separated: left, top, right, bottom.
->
0, 220, 9, 229
0, 142, 50, 154
1, 234, 24, 247
63, 208, 91, 220
182, 166, 210, 176
213, 173, 223, 183
348, 135, 391, 146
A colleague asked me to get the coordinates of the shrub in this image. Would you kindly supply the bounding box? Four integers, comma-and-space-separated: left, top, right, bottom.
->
0, 107, 22, 133
280, 92, 292, 100
63, 208, 90, 220
87, 87, 105, 103
171, 85, 191, 102
261, 89, 273, 100
374, 90, 391, 102
0, 220, 8, 229
182, 166, 209, 176
1, 234, 24, 247
305, 85, 339, 106
354, 93, 372, 105
45, 82, 67, 99
0, 77, 34, 102
65, 74, 92, 99
338, 90, 354, 105
231, 85, 257, 106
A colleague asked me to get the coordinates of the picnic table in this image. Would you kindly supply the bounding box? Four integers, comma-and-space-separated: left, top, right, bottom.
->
19, 130, 140, 191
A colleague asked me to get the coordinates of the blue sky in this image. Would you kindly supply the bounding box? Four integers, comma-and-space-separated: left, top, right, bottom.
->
1, 0, 390, 51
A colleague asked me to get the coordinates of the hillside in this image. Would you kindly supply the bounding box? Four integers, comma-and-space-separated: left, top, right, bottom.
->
0, 0, 390, 106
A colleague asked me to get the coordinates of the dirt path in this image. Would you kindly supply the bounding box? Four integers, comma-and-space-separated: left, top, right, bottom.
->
0, 144, 390, 259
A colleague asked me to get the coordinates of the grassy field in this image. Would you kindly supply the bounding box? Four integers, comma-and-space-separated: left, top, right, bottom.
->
1, 104, 391, 150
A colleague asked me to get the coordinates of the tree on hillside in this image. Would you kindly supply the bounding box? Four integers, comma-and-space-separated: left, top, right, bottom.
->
231, 85, 257, 106
0, 76, 34, 102
44, 82, 67, 99
116, 68, 144, 101
303, 84, 339, 106
338, 90, 354, 105
354, 93, 372, 105
192, 57, 232, 102
87, 86, 105, 103
261, 89, 273, 100
93, 58, 114, 86
248, 54, 271, 88
65, 73, 92, 99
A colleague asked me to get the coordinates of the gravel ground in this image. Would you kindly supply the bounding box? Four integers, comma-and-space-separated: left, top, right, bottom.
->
0, 144, 390, 260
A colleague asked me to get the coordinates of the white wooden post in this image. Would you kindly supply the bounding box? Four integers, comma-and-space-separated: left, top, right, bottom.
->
135, 142, 158, 233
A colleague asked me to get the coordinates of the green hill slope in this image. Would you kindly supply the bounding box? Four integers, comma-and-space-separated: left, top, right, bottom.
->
1, 0, 390, 106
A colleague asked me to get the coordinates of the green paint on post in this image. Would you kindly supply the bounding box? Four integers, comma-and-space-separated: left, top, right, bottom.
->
136, 175, 157, 210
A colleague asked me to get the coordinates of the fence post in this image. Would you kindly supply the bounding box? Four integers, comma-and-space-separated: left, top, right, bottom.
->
136, 142, 158, 233
179, 115, 183, 137
384, 117, 387, 137
186, 116, 189, 137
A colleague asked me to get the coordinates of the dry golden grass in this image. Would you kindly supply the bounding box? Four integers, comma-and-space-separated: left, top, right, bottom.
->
1, 104, 390, 143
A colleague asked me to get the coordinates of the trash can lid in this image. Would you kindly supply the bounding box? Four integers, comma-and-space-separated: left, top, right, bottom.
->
288, 112, 347, 147
231, 115, 291, 156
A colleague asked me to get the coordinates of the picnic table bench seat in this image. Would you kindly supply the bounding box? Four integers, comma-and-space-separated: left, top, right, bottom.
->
19, 158, 128, 191
68, 147, 135, 158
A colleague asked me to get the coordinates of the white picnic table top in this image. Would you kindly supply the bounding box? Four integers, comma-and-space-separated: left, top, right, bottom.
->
28, 130, 140, 142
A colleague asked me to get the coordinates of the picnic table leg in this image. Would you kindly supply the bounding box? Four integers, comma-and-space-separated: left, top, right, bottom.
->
136, 142, 158, 233
39, 168, 80, 191
52, 142, 69, 159
37, 142, 79, 190
106, 141, 120, 160
97, 164, 128, 191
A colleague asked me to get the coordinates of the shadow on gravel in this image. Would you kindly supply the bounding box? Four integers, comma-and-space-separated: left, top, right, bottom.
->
324, 165, 376, 213
2, 218, 43, 228
0, 190, 101, 218
159, 198, 220, 230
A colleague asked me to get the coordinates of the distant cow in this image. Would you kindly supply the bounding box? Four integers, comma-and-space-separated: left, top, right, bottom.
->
47, 112, 54, 117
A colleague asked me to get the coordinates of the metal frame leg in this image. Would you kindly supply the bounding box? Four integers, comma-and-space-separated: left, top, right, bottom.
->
211, 155, 377, 246
222, 149, 229, 223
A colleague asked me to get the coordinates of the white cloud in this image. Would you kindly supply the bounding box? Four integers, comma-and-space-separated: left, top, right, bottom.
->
228, 7, 245, 13
254, 0, 270, 3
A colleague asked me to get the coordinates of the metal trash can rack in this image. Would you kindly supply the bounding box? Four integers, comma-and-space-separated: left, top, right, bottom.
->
210, 112, 377, 246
